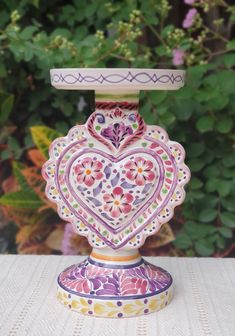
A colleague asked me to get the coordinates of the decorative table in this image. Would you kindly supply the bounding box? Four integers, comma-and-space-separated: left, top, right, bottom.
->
42, 68, 190, 318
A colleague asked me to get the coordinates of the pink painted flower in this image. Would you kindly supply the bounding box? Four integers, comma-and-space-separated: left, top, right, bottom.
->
184, 0, 196, 4
124, 157, 155, 186
74, 158, 103, 187
103, 186, 133, 218
172, 49, 185, 66
183, 8, 198, 28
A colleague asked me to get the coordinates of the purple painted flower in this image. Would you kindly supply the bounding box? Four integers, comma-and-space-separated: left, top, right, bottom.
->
172, 49, 185, 66
101, 122, 133, 149
184, 0, 196, 4
61, 223, 77, 255
183, 8, 198, 28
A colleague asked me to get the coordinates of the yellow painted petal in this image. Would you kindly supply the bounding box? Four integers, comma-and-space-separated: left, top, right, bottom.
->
106, 302, 117, 308
81, 308, 89, 314
94, 303, 106, 315
80, 298, 89, 306
71, 300, 80, 309
135, 300, 144, 306
107, 310, 117, 317
123, 304, 135, 314
148, 299, 158, 311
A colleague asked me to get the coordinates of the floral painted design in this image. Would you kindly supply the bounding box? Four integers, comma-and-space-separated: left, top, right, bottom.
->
74, 158, 103, 186
101, 122, 133, 149
58, 258, 172, 299
43, 109, 190, 249
124, 157, 155, 186
57, 287, 173, 318
57, 286, 173, 318
103, 186, 133, 218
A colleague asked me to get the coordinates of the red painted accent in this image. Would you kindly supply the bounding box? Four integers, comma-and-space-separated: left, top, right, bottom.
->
95, 101, 139, 110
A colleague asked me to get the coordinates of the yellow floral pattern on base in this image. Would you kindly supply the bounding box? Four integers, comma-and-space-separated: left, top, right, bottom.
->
57, 285, 173, 318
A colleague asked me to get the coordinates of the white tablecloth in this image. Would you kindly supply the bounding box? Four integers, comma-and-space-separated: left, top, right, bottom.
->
0, 255, 234, 336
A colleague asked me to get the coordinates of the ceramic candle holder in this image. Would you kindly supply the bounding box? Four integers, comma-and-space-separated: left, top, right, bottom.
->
42, 68, 190, 318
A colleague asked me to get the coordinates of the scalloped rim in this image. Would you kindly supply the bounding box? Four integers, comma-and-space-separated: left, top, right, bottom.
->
42, 123, 190, 250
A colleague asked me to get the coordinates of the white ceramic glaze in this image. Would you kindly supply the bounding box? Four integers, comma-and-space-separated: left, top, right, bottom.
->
42, 68, 190, 318
50, 68, 185, 91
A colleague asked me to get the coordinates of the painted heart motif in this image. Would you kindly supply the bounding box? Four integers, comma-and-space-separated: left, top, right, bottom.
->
43, 123, 190, 249
64, 149, 164, 234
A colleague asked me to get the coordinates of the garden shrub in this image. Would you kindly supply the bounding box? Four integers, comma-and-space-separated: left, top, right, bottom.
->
0, 0, 235, 256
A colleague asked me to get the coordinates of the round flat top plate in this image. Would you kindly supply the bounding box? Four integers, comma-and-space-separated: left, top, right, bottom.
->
50, 68, 185, 91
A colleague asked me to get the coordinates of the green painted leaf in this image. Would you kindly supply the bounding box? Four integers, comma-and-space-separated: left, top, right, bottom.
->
0, 191, 43, 209
30, 126, 63, 159
220, 212, 235, 228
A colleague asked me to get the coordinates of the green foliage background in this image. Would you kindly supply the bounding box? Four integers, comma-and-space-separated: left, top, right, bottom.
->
0, 0, 235, 256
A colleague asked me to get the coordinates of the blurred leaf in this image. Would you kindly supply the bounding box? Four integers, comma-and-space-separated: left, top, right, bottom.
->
22, 167, 54, 207
227, 39, 235, 49
188, 158, 205, 172
20, 26, 38, 39
143, 223, 175, 249
198, 209, 217, 223
174, 233, 192, 249
45, 227, 64, 250
216, 236, 225, 249
30, 126, 63, 159
218, 227, 233, 238
216, 180, 232, 197
190, 177, 203, 190
0, 191, 43, 209
220, 212, 235, 228
12, 161, 31, 192
215, 118, 233, 134
188, 142, 205, 158
221, 198, 235, 212
0, 95, 14, 125
27, 149, 46, 167
196, 116, 214, 133
195, 239, 214, 256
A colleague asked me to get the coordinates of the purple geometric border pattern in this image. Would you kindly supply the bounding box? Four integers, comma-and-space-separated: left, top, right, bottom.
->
51, 71, 185, 85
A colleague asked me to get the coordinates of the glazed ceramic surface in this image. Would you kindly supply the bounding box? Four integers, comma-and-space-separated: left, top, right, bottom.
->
42, 68, 190, 318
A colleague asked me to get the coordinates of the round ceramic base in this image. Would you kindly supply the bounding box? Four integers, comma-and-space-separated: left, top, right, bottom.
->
57, 257, 173, 318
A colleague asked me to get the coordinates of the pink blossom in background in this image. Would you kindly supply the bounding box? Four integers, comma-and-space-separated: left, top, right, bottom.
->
172, 49, 185, 66
184, 0, 196, 4
61, 223, 77, 255
183, 8, 198, 28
